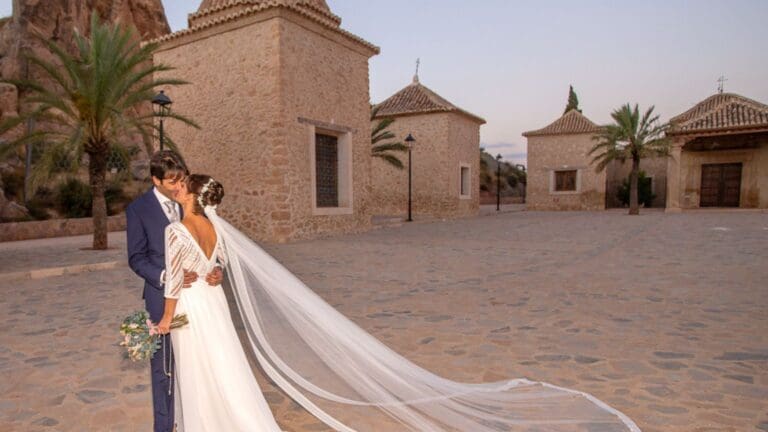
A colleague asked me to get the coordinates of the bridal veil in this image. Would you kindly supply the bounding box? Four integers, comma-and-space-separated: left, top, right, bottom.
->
205, 207, 641, 432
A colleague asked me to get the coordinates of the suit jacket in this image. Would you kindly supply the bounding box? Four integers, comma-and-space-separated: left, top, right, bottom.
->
126, 189, 179, 321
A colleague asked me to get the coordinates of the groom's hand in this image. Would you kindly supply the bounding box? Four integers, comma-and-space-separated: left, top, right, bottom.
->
205, 266, 223, 286
182, 270, 198, 288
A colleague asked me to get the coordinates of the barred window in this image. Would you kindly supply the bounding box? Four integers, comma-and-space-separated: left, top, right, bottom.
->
315, 133, 338, 207
554, 170, 577, 192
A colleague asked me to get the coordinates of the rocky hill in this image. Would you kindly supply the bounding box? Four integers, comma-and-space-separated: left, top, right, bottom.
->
0, 0, 170, 220
0, 0, 170, 101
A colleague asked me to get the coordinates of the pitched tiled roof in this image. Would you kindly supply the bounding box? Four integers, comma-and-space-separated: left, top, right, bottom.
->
522, 109, 601, 137
373, 78, 486, 124
151, 0, 378, 55
668, 93, 768, 135
192, 0, 340, 27
200, 0, 331, 12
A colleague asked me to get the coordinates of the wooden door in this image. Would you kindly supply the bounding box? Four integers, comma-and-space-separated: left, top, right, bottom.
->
700, 163, 741, 207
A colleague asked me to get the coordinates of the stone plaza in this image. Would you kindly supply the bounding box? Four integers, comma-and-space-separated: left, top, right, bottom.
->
1, 209, 767, 431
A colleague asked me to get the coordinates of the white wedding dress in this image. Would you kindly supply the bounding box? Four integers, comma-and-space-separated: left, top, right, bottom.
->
164, 222, 281, 432
164, 208, 641, 432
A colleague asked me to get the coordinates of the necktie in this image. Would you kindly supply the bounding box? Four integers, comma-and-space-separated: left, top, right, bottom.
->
164, 201, 179, 222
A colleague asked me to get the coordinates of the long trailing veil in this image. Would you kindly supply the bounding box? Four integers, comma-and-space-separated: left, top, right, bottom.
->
205, 207, 641, 432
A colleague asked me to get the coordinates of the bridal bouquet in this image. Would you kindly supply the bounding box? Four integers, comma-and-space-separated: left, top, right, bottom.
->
120, 310, 189, 361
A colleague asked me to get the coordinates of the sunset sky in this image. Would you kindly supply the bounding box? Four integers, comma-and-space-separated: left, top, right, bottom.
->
2, 0, 767, 166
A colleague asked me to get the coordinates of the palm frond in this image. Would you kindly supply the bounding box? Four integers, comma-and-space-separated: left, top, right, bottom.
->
372, 142, 408, 153
373, 153, 404, 169
372, 130, 396, 144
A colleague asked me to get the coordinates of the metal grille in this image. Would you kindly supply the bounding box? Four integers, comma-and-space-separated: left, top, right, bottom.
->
106, 146, 130, 174
315, 134, 338, 207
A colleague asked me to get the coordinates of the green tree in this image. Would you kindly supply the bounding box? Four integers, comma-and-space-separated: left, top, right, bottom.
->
564, 85, 582, 114
0, 12, 197, 249
479, 147, 492, 191
371, 105, 408, 169
589, 104, 669, 215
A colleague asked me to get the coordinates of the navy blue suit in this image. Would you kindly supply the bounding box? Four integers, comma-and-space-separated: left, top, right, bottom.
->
126, 189, 177, 432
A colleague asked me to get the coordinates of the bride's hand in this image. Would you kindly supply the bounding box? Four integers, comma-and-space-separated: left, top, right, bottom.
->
156, 316, 172, 335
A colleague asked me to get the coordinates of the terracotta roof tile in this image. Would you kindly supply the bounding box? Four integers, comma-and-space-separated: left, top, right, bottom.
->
192, 0, 341, 27
373, 78, 486, 124
150, 0, 378, 54
668, 93, 768, 135
522, 109, 601, 137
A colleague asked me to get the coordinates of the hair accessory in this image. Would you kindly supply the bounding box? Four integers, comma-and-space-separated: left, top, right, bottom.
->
197, 178, 217, 209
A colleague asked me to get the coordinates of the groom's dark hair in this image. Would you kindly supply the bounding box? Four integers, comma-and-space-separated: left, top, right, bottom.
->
150, 150, 189, 181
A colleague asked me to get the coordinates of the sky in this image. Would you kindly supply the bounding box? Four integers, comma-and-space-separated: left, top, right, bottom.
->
2, 0, 768, 166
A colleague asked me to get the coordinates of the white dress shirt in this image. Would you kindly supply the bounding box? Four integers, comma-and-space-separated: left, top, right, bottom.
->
153, 187, 180, 223
153, 187, 179, 285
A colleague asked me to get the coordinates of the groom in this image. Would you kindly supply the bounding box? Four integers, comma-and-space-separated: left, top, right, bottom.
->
126, 150, 222, 432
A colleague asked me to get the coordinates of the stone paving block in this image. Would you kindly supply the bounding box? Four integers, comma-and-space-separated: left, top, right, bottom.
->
0, 210, 766, 431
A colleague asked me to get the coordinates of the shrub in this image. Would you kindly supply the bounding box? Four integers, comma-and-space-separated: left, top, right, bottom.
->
105, 180, 128, 215
1, 169, 25, 200
618, 171, 655, 208
57, 177, 92, 218
25, 197, 51, 220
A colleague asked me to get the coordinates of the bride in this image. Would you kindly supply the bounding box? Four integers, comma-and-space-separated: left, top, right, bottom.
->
156, 174, 641, 432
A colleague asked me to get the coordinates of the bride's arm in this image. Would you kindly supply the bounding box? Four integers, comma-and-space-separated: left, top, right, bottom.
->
158, 225, 185, 334
158, 298, 178, 335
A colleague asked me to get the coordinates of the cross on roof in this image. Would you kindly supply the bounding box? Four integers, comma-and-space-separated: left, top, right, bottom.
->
717, 75, 728, 93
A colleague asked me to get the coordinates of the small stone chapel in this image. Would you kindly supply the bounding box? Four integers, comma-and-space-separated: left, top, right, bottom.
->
151, 0, 379, 242
371, 75, 485, 219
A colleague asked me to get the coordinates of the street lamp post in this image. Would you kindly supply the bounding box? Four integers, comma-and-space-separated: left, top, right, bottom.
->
405, 133, 415, 222
151, 90, 172, 151
496, 154, 502, 211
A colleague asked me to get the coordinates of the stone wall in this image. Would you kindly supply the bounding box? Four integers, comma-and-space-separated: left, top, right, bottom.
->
606, 156, 668, 208
526, 132, 606, 210
154, 8, 375, 243
278, 16, 373, 239
370, 112, 480, 218
0, 214, 126, 242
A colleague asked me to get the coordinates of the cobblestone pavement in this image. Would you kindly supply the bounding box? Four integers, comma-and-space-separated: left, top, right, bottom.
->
1, 210, 767, 432
0, 232, 127, 276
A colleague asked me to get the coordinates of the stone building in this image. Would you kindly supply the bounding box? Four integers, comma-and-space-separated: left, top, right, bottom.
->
151, 0, 379, 242
523, 110, 607, 210
370, 76, 485, 218
666, 93, 768, 210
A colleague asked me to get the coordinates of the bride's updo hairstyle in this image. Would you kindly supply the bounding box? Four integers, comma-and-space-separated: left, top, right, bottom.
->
186, 174, 224, 214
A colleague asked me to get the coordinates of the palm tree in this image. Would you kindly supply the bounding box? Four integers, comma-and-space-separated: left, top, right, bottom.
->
0, 12, 196, 249
589, 104, 669, 215
371, 105, 408, 169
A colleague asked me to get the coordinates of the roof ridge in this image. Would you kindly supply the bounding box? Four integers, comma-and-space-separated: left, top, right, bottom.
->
191, 0, 342, 26
676, 98, 763, 128
413, 82, 459, 111
523, 109, 601, 137
670, 93, 766, 123
668, 92, 768, 134
150, 2, 378, 54
373, 81, 485, 124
